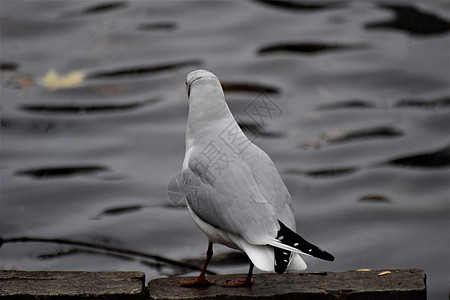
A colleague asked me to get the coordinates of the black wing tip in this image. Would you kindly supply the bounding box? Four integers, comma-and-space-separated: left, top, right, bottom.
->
277, 220, 335, 262
322, 251, 335, 261
315, 245, 335, 261
311, 248, 335, 261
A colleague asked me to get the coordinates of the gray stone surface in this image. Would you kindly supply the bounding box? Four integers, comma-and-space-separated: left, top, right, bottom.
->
0, 269, 426, 299
0, 270, 146, 299
148, 269, 426, 300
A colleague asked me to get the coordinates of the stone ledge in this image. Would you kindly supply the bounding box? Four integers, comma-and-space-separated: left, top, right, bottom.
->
0, 269, 426, 299
148, 269, 426, 300
0, 270, 147, 299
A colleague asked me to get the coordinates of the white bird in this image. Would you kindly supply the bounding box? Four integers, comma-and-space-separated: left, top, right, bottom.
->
179, 70, 334, 287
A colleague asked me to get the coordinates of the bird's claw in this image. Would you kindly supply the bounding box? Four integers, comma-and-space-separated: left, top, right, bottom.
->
222, 277, 254, 287
178, 276, 216, 287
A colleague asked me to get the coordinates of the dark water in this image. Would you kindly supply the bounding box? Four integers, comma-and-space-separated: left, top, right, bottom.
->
1, 0, 449, 298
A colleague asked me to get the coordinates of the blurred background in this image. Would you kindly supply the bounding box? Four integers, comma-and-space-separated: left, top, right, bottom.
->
1, 0, 449, 298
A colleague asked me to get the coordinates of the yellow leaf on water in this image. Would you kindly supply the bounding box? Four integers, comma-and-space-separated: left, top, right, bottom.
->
40, 69, 86, 90
356, 269, 371, 272
378, 271, 392, 276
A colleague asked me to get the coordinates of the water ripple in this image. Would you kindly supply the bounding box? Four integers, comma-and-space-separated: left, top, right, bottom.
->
100, 205, 145, 216
365, 4, 450, 36
88, 60, 201, 79
63, 1, 127, 16
253, 0, 344, 11
21, 98, 161, 115
138, 22, 177, 31
301, 126, 403, 149
287, 146, 449, 180
316, 100, 377, 110
0, 61, 19, 71
16, 165, 108, 179
358, 194, 392, 203
286, 167, 359, 178
222, 82, 280, 95
328, 126, 403, 144
238, 122, 283, 138
386, 146, 450, 169
258, 42, 367, 55
392, 96, 450, 109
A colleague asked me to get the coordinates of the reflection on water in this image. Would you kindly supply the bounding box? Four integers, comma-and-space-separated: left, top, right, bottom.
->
288, 146, 450, 177
357, 194, 391, 203
88, 60, 201, 79
317, 100, 377, 110
16, 165, 108, 179
386, 146, 450, 168
63, 1, 128, 17
320, 126, 403, 144
222, 82, 279, 95
253, 0, 344, 11
1, 0, 448, 298
21, 98, 161, 114
137, 23, 177, 32
99, 204, 145, 217
365, 4, 450, 35
393, 96, 450, 109
238, 122, 283, 139
0, 62, 19, 71
287, 166, 359, 178
258, 42, 367, 55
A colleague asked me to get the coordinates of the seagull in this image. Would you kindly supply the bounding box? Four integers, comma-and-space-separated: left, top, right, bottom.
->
178, 70, 334, 287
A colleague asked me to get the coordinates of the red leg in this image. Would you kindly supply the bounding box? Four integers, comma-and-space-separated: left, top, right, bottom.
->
178, 242, 216, 287
223, 262, 255, 287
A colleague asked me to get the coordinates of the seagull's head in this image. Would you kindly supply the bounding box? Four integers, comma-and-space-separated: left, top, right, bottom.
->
185, 69, 231, 134
185, 69, 220, 100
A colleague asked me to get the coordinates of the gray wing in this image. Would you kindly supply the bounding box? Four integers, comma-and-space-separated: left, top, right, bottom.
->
182, 145, 280, 245
241, 142, 296, 230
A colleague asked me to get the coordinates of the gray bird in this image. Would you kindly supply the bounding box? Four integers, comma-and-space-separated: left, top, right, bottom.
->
179, 70, 334, 287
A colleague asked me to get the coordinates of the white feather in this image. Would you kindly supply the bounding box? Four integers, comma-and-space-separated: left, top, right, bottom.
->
187, 201, 307, 272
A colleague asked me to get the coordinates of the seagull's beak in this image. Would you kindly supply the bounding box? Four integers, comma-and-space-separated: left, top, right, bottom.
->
187, 81, 192, 98
186, 77, 202, 99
